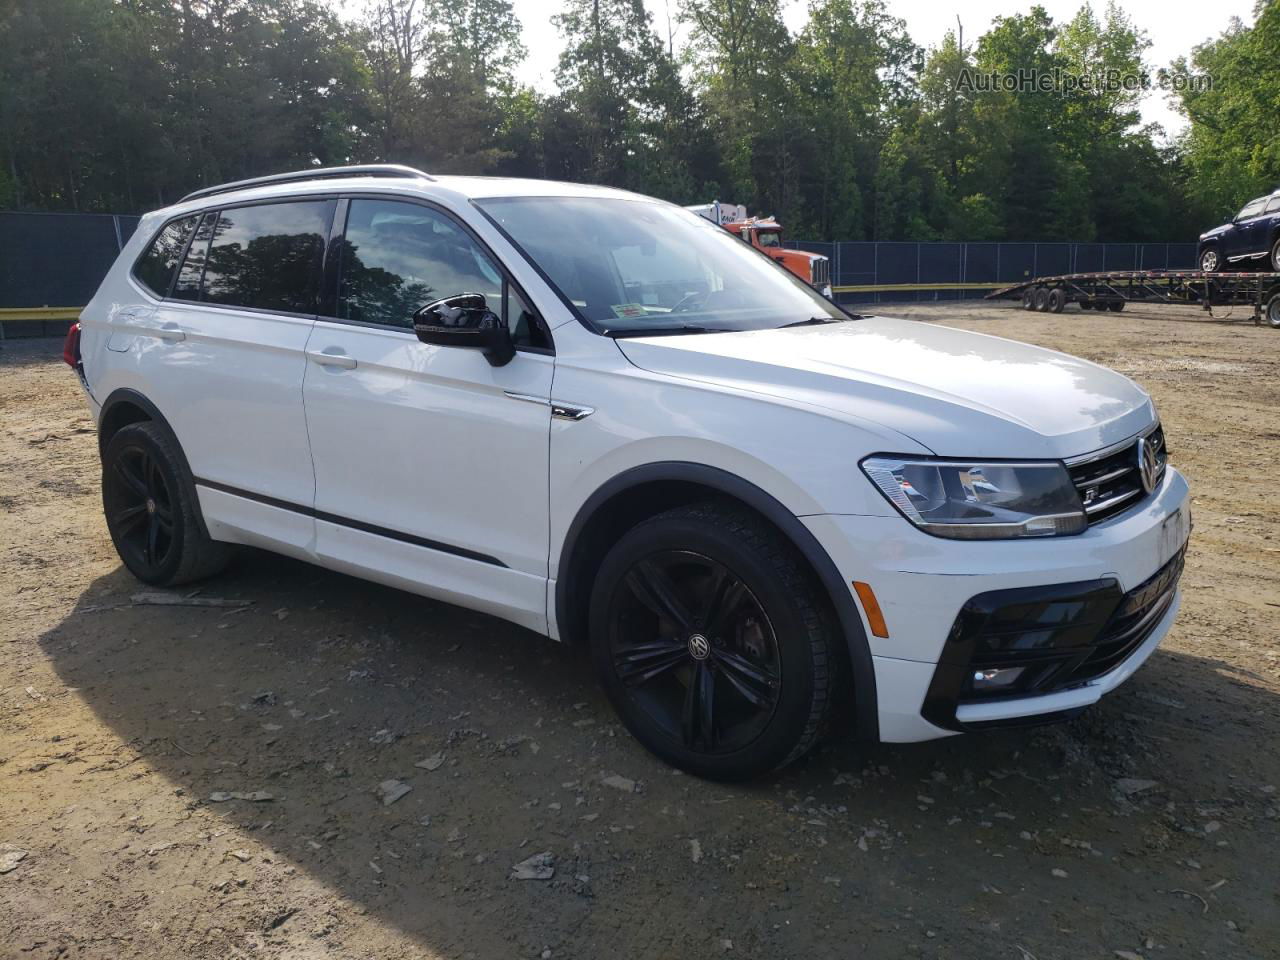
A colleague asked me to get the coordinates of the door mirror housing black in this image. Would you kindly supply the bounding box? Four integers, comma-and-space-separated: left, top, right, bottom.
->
412, 293, 514, 367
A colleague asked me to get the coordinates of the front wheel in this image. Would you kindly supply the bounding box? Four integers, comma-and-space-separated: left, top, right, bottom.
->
102, 422, 233, 585
589, 502, 834, 781
1270, 238, 1280, 272
1199, 247, 1220, 272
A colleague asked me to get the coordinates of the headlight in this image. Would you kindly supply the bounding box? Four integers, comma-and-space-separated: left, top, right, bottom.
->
861, 456, 1086, 539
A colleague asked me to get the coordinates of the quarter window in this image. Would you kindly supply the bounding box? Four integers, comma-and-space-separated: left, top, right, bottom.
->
1266, 196, 1280, 214
195, 200, 332, 313
134, 215, 198, 297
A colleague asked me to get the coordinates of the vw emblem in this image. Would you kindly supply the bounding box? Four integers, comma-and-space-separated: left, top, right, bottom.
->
687, 633, 711, 661
1136, 437, 1158, 494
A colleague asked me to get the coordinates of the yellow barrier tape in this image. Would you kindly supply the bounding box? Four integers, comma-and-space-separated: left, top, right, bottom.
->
0, 307, 82, 320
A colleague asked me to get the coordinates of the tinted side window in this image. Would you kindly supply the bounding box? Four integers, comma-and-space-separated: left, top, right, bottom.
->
1238, 199, 1265, 220
200, 201, 332, 312
134, 215, 198, 297
173, 212, 216, 301
338, 199, 502, 329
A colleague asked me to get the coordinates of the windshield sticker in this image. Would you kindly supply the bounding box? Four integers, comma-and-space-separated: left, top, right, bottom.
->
611, 303, 648, 319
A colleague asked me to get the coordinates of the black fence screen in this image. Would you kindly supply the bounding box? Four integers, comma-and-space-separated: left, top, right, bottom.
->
787, 239, 1199, 305
0, 212, 140, 310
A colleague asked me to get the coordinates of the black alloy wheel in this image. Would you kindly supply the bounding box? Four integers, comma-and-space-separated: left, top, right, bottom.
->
102, 421, 232, 585
104, 441, 177, 576
607, 550, 781, 755
590, 502, 834, 781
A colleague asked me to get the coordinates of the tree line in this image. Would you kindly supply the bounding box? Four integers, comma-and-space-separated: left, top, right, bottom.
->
1, 0, 1277, 243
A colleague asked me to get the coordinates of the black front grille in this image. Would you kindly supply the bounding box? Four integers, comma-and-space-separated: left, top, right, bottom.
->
1061, 547, 1184, 684
1067, 424, 1166, 524
922, 546, 1186, 730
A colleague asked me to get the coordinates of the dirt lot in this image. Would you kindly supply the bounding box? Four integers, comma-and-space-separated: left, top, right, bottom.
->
2, 301, 1278, 960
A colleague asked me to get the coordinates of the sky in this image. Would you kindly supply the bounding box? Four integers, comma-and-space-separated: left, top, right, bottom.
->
503, 0, 1259, 138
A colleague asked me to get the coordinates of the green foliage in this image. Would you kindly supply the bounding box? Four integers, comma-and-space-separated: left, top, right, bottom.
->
1168, 0, 1280, 224
0, 0, 1273, 245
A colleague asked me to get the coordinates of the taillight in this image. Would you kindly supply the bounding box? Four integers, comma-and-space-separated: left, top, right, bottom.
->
62, 321, 82, 369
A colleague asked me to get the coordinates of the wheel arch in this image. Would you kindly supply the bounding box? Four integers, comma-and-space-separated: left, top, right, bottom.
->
555, 461, 879, 741
97, 388, 212, 539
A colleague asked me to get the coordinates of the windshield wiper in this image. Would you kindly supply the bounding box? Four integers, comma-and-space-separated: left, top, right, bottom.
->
779, 316, 845, 328
608, 325, 728, 338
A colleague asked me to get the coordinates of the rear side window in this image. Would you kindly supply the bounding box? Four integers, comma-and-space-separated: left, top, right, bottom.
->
1266, 196, 1280, 213
134, 215, 198, 297
194, 200, 333, 313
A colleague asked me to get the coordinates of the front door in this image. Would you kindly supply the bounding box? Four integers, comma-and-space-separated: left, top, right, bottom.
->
302, 198, 554, 632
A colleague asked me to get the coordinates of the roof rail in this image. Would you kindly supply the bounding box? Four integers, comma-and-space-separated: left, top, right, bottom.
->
179, 164, 434, 204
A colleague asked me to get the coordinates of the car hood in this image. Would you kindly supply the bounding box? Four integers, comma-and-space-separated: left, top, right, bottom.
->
1200, 222, 1232, 241
615, 316, 1156, 459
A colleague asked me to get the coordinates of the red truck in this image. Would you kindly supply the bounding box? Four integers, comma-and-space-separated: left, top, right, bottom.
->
687, 202, 832, 297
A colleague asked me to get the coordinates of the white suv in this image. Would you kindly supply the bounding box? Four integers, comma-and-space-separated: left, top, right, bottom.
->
66, 165, 1191, 780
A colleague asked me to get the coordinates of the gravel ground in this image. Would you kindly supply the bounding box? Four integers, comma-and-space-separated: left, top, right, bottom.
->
1, 300, 1278, 960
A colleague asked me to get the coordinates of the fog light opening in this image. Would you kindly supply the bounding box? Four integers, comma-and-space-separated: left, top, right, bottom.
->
970, 666, 1026, 693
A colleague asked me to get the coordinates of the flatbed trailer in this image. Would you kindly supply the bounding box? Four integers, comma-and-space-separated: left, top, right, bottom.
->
986, 270, 1280, 327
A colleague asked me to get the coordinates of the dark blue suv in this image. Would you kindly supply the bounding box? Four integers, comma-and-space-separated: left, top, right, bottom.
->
1197, 190, 1280, 272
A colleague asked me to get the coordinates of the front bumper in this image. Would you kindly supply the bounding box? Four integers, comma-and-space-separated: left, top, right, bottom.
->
803, 466, 1191, 742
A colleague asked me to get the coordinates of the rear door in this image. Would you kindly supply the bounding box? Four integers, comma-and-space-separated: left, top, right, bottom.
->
301, 197, 555, 632
131, 198, 334, 552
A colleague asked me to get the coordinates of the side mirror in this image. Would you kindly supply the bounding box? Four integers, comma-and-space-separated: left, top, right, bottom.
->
412, 293, 514, 367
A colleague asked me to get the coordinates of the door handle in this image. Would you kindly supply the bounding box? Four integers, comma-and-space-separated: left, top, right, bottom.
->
140, 323, 185, 342
307, 348, 357, 369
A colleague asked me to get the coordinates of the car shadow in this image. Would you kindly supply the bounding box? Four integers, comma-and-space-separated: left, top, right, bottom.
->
33, 548, 1280, 958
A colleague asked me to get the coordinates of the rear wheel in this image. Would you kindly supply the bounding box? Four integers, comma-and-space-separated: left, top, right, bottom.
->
1079, 299, 1093, 310
1033, 286, 1050, 311
1108, 300, 1125, 312
589, 502, 834, 781
1021, 287, 1035, 310
102, 422, 232, 586
1047, 288, 1066, 313
1199, 247, 1220, 272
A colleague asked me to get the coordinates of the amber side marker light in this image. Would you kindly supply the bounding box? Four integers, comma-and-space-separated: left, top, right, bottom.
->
851, 581, 889, 638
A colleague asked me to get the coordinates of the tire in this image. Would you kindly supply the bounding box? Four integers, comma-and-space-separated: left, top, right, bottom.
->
1047, 288, 1066, 313
101, 421, 233, 586
1199, 246, 1220, 272
1107, 300, 1124, 312
1266, 292, 1280, 329
1033, 286, 1051, 312
1271, 237, 1280, 273
1079, 299, 1093, 310
1021, 287, 1035, 310
589, 501, 834, 781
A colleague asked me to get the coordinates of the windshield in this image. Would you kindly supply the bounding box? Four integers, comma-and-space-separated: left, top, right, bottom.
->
474, 196, 847, 335
755, 229, 782, 247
